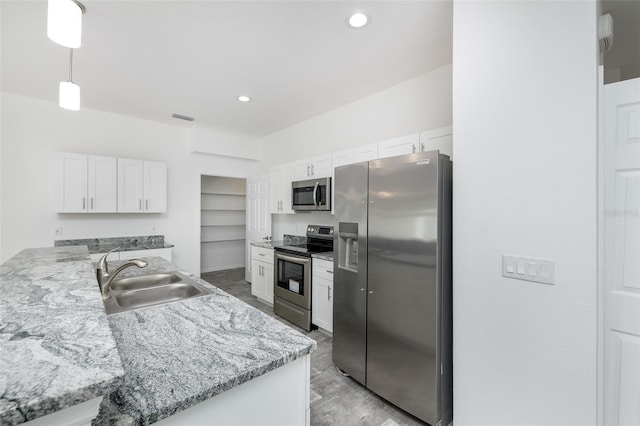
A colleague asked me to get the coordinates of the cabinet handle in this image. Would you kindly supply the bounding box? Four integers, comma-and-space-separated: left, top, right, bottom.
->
259, 253, 265, 257
307, 165, 311, 176
145, 199, 148, 210
261, 265, 264, 276
311, 164, 315, 176
421, 142, 425, 152
139, 199, 142, 211
90, 197, 94, 210
327, 286, 331, 301
412, 144, 416, 153
82, 197, 86, 210
326, 270, 333, 274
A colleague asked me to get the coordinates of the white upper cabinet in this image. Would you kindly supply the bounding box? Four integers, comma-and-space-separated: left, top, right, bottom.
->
56, 153, 88, 213
419, 126, 453, 158
117, 159, 167, 213
294, 153, 332, 180
56, 153, 117, 213
270, 162, 295, 214
117, 159, 144, 213
143, 161, 167, 213
331, 149, 355, 169
377, 133, 420, 159
87, 155, 117, 212
354, 143, 379, 162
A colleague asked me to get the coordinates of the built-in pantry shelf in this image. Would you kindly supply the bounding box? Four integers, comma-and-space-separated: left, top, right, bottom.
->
200, 176, 247, 273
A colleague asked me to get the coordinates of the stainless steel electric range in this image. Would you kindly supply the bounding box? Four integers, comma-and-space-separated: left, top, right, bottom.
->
273, 225, 334, 331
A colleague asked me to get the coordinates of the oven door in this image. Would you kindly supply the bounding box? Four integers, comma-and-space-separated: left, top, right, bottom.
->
274, 251, 311, 309
292, 178, 331, 211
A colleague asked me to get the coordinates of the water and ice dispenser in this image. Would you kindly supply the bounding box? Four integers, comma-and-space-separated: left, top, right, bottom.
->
338, 222, 359, 272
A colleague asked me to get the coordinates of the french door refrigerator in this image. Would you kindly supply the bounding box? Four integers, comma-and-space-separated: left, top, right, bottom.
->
333, 150, 452, 426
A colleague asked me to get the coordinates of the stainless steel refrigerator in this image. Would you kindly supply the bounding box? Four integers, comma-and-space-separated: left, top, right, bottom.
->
333, 150, 452, 426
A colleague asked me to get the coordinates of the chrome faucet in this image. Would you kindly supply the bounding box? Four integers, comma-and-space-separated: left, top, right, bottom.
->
96, 247, 148, 300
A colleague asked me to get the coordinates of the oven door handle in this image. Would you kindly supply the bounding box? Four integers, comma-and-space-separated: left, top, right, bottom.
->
276, 252, 311, 265
313, 182, 319, 207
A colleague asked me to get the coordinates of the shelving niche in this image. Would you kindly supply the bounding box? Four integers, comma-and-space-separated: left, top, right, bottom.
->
200, 176, 246, 273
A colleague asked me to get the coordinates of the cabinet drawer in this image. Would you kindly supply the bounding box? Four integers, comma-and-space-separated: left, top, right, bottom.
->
252, 246, 274, 262
312, 259, 334, 280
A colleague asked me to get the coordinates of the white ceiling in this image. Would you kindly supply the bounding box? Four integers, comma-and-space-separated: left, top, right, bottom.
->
1, 1, 453, 138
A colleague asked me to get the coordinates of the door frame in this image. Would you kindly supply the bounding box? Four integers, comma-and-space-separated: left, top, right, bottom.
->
195, 172, 247, 277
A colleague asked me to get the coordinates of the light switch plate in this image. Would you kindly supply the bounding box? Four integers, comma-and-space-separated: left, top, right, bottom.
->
502, 254, 555, 285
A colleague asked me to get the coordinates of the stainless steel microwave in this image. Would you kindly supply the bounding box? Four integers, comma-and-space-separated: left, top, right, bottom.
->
291, 177, 331, 211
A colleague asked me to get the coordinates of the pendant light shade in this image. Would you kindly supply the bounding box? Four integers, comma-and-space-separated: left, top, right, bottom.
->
47, 0, 84, 48
59, 81, 80, 111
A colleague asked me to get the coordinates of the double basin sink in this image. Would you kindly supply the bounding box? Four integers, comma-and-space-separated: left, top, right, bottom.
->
103, 271, 213, 315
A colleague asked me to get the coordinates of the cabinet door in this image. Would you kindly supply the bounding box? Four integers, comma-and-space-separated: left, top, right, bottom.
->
56, 152, 88, 212
269, 166, 284, 213
251, 258, 265, 299
419, 125, 453, 158
87, 155, 117, 213
281, 162, 295, 214
294, 159, 312, 180
355, 143, 379, 162
143, 161, 167, 213
264, 261, 274, 305
311, 153, 332, 178
117, 159, 144, 212
378, 134, 420, 159
312, 276, 333, 332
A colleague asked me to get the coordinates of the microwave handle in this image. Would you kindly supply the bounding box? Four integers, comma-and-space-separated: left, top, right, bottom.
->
313, 182, 319, 207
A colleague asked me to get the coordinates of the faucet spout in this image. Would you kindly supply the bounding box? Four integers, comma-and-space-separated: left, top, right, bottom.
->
97, 249, 148, 300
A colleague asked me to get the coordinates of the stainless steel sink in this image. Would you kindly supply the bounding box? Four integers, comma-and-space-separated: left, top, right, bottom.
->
103, 271, 212, 314
109, 272, 182, 291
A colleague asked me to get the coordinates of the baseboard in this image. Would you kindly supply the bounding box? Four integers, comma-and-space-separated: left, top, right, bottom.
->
200, 264, 246, 274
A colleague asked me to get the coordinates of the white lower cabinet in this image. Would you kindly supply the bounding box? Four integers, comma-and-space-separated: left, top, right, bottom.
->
312, 258, 333, 333
251, 246, 274, 304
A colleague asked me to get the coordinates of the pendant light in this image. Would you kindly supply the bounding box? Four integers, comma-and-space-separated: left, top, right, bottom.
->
47, 0, 85, 48
59, 49, 80, 111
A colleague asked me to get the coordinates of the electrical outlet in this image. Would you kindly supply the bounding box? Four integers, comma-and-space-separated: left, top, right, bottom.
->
502, 254, 555, 285
54, 227, 62, 237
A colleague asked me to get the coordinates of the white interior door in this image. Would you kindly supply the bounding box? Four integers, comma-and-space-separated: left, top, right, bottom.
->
603, 77, 640, 426
246, 174, 271, 282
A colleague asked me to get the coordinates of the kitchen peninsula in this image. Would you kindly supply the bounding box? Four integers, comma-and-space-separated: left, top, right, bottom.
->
0, 246, 316, 426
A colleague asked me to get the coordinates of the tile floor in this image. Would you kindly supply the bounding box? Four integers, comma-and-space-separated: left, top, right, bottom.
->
201, 268, 425, 426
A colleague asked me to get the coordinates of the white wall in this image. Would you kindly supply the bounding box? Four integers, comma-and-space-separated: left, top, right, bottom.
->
0, 93, 257, 274
452, 2, 598, 425
258, 64, 452, 171
259, 65, 452, 239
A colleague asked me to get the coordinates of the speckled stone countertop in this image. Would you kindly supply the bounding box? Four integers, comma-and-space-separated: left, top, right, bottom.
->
0, 246, 124, 426
95, 257, 316, 425
250, 240, 284, 249
55, 235, 174, 254
311, 252, 334, 262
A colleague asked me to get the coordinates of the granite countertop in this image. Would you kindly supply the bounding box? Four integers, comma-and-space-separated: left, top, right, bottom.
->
250, 240, 284, 250
55, 235, 174, 255
312, 252, 334, 262
0, 246, 124, 426
96, 257, 316, 425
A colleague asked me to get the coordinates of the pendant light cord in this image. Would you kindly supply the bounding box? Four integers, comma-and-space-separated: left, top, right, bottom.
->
68, 48, 74, 82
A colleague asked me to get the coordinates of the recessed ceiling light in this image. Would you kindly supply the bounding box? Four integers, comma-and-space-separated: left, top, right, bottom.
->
348, 12, 368, 29
237, 96, 251, 102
